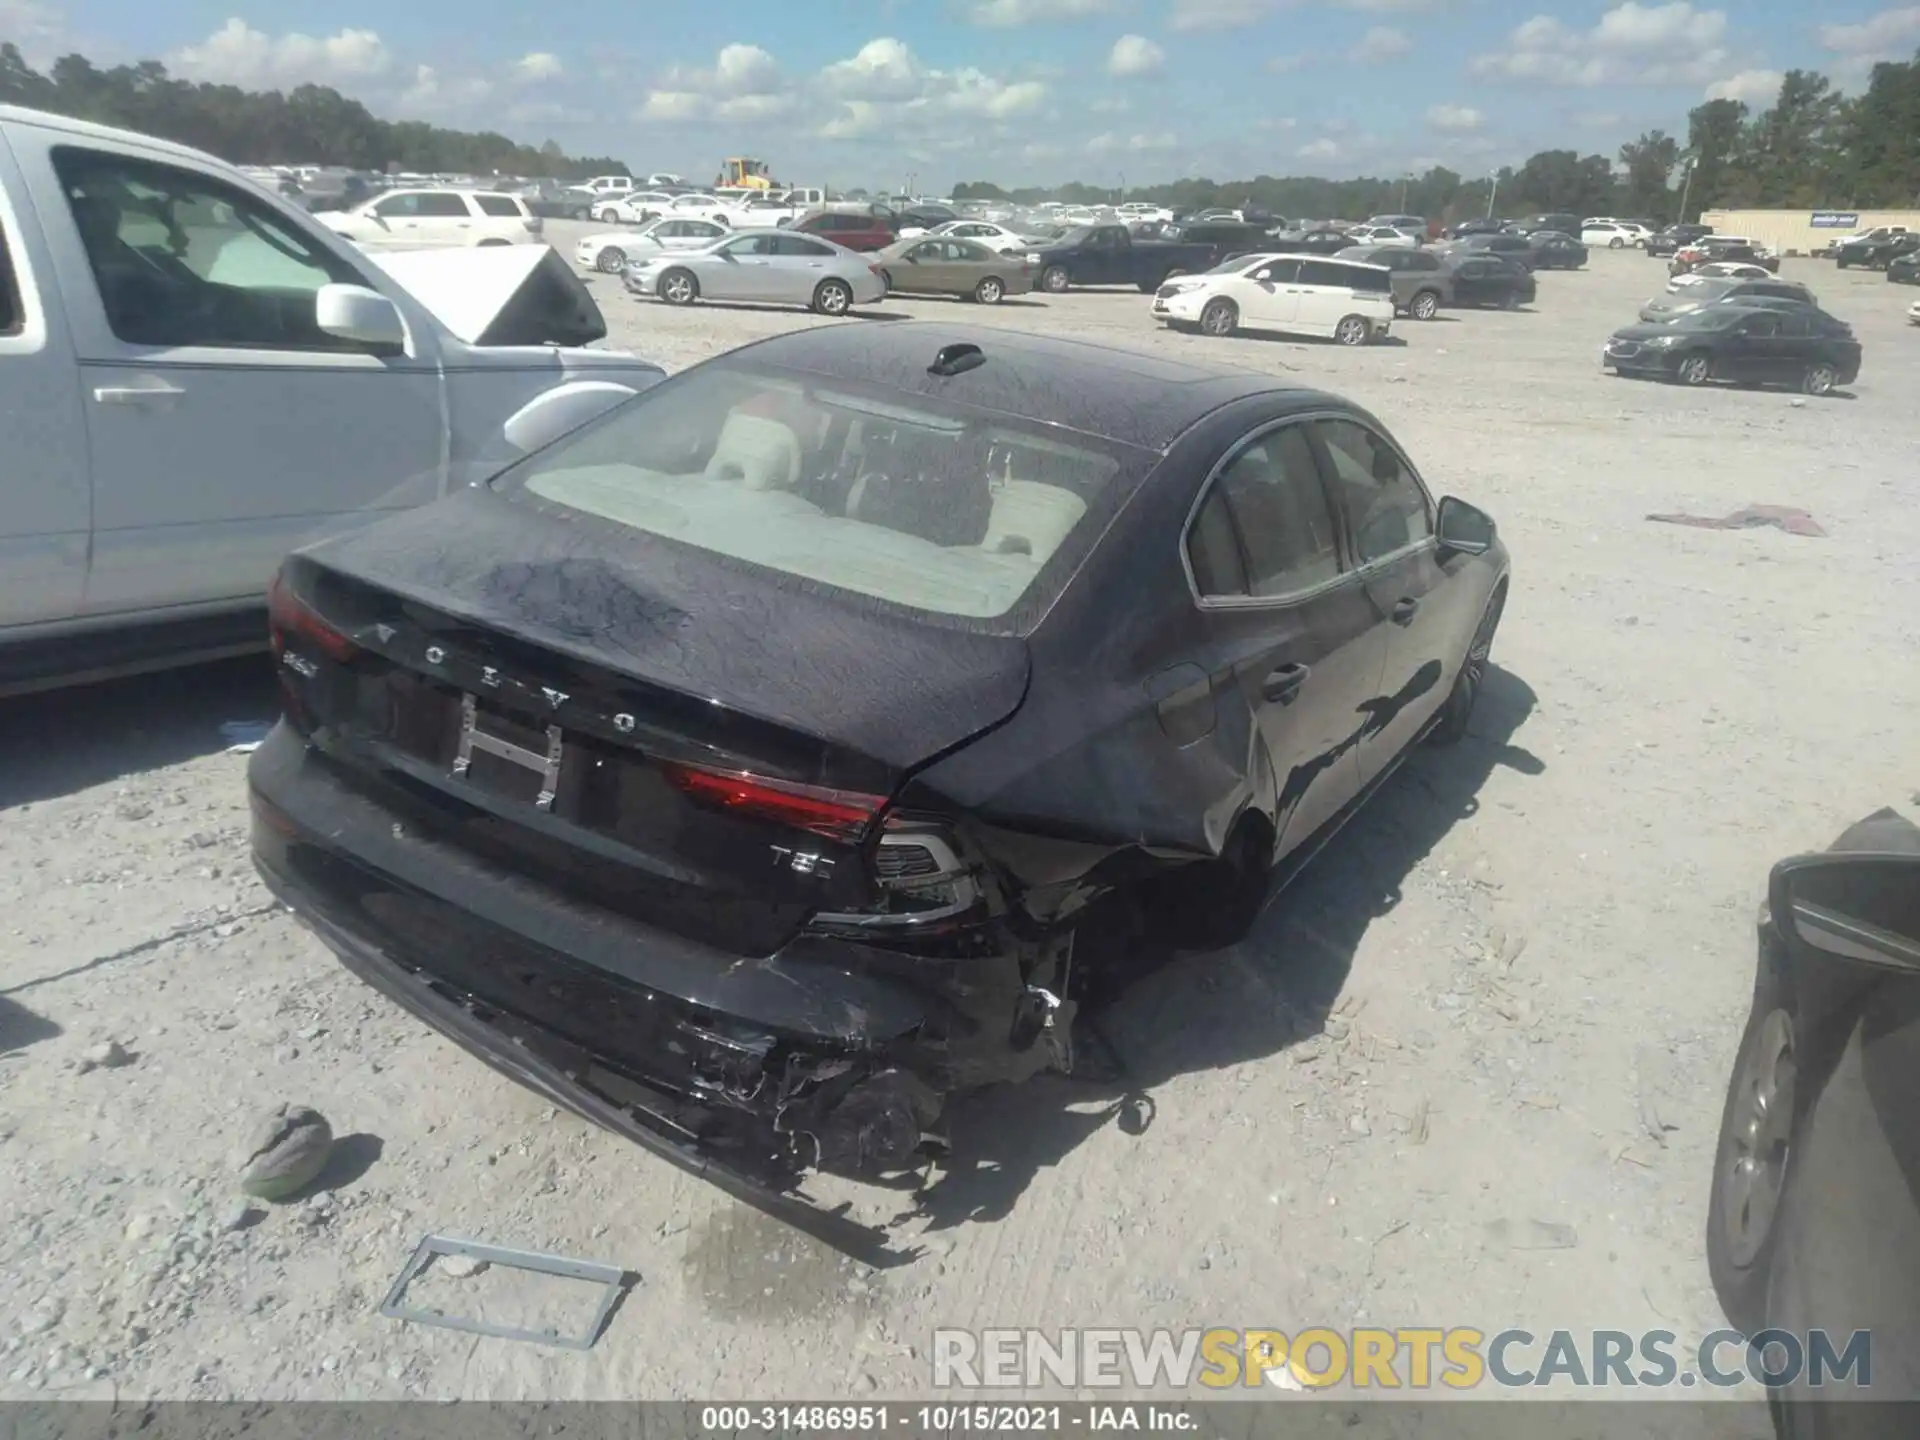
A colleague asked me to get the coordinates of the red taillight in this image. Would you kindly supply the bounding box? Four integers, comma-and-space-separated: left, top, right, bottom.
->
658, 760, 885, 843
267, 570, 358, 664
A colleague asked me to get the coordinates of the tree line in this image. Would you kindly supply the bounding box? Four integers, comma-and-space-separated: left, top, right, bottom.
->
0, 44, 628, 179
958, 52, 1920, 224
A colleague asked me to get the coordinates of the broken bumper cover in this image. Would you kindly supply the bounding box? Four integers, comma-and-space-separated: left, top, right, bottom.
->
246, 726, 1040, 1258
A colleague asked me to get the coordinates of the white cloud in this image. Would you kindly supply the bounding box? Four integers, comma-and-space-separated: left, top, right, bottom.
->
1088, 131, 1178, 153
1704, 68, 1783, 104
1820, 7, 1920, 58
1471, 3, 1737, 87
397, 64, 493, 118
1350, 25, 1412, 62
1426, 103, 1482, 130
639, 43, 794, 123
968, 0, 1118, 23
512, 52, 563, 83
1267, 52, 1314, 71
1169, 0, 1280, 31
814, 38, 1046, 138
168, 19, 392, 87
1339, 0, 1439, 9
1298, 137, 1341, 159
1107, 34, 1166, 76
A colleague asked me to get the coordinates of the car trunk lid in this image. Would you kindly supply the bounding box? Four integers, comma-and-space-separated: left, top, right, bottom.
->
271, 489, 1029, 955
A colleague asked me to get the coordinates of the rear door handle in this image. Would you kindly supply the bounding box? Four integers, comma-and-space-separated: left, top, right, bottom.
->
93, 383, 185, 405
1391, 597, 1420, 625
1263, 662, 1310, 704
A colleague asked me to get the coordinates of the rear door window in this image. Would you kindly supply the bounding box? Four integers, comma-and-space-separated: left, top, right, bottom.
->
1201, 424, 1342, 598
473, 194, 521, 217
414, 192, 471, 218
0, 221, 20, 336
1311, 419, 1434, 564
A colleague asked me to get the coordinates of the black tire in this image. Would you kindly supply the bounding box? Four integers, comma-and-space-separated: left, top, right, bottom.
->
1429, 587, 1503, 745
1333, 313, 1371, 346
973, 275, 1004, 304
1500, 291, 1521, 310
1041, 265, 1070, 294
1199, 298, 1238, 337
1706, 958, 1796, 1337
1836, 257, 1849, 270
657, 268, 698, 305
1610, 236, 1625, 249
1410, 290, 1441, 320
596, 207, 619, 224
1675, 352, 1712, 386
594, 246, 625, 274
1802, 362, 1838, 397
812, 277, 853, 315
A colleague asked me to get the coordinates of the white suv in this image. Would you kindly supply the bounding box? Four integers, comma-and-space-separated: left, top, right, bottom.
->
1153, 253, 1395, 345
326, 189, 542, 249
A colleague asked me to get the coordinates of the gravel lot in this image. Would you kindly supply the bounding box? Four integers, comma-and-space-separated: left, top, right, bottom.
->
3, 224, 1917, 1405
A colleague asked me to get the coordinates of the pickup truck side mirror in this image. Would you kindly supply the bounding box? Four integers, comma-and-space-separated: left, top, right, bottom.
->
315, 284, 405, 350
1771, 854, 1920, 972
1435, 496, 1496, 555
502, 379, 644, 453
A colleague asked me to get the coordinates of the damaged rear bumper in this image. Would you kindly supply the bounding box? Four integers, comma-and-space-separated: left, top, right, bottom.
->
247, 726, 1057, 1249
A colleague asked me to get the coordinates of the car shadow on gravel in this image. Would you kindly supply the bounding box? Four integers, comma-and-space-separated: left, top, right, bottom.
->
0, 655, 280, 811
0, 995, 62, 1054
911, 664, 1542, 1232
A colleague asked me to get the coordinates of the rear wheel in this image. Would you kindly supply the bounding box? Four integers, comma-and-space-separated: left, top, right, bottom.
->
596, 207, 620, 224
1041, 265, 1070, 293
1609, 236, 1625, 249
658, 268, 698, 305
812, 278, 854, 315
1199, 298, 1238, 337
1675, 352, 1712, 386
594, 246, 625, 273
1334, 314, 1371, 346
1500, 291, 1521, 310
1410, 290, 1441, 320
1803, 362, 1838, 397
973, 275, 1004, 305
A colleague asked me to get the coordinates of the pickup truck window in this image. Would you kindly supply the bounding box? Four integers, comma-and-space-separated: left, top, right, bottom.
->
52, 146, 371, 353
0, 222, 20, 336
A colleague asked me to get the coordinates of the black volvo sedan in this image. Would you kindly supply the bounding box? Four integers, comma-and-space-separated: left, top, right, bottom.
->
249, 323, 1509, 1243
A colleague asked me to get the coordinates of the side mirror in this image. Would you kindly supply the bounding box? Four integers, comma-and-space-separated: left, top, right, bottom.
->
501, 379, 641, 453
315, 284, 405, 349
1435, 496, 1496, 555
1771, 854, 1920, 973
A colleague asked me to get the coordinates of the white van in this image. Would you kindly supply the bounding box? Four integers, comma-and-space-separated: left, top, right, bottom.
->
1152, 253, 1396, 344
0, 103, 664, 693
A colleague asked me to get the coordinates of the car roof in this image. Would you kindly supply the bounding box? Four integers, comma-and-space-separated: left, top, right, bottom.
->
725, 322, 1330, 453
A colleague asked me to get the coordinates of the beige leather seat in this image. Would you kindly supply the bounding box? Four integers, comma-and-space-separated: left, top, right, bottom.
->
979, 480, 1086, 559
703, 412, 801, 491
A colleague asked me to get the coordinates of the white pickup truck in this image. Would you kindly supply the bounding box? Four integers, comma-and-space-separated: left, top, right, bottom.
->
0, 103, 664, 694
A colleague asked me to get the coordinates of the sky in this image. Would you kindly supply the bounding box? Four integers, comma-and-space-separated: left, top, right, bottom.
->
5, 0, 1920, 188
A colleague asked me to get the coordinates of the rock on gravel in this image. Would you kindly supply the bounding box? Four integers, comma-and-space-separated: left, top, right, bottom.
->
234, 1103, 334, 1202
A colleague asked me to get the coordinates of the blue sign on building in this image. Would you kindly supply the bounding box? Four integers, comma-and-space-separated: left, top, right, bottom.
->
1810, 211, 1860, 228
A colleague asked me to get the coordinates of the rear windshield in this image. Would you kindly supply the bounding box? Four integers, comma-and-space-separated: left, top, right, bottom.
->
495, 362, 1146, 630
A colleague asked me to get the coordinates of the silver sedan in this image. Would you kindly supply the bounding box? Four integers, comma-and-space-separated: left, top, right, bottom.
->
625, 229, 887, 315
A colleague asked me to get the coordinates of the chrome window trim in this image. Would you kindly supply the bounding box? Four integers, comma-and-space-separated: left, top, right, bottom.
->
1179, 409, 1437, 612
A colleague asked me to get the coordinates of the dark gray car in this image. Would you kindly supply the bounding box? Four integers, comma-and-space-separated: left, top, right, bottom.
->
1337, 244, 1453, 319
1640, 276, 1816, 324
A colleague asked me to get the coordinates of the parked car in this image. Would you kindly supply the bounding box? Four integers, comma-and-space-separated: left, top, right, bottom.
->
1345, 225, 1421, 248
246, 318, 1509, 1242
514, 178, 594, 221
1889, 249, 1920, 285
1027, 223, 1220, 294
873, 235, 1034, 304
594, 191, 678, 224
1581, 221, 1646, 249
1603, 304, 1859, 396
326, 188, 542, 249
1438, 254, 1536, 310
574, 216, 730, 273
1704, 809, 1920, 1437
924, 219, 1049, 255
1829, 224, 1909, 255
1836, 232, 1920, 270
1639, 276, 1816, 323
1671, 260, 1775, 288
1910, 297, 1920, 324
1672, 237, 1779, 275
1336, 244, 1452, 317
0, 102, 662, 694
1152, 253, 1395, 344
1269, 227, 1366, 258
1363, 213, 1426, 233
1526, 231, 1589, 269
1161, 220, 1275, 264
625, 229, 887, 315
789, 208, 897, 252
1444, 219, 1509, 240
1644, 223, 1713, 258
1521, 212, 1582, 237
